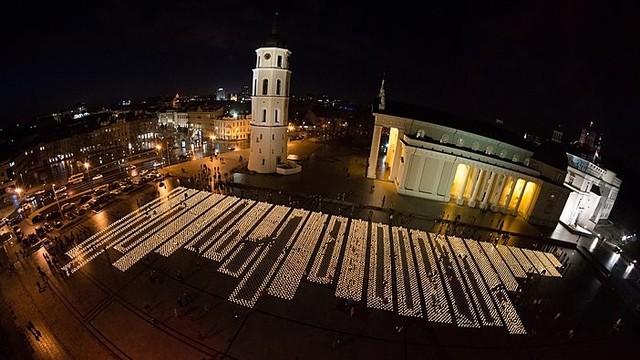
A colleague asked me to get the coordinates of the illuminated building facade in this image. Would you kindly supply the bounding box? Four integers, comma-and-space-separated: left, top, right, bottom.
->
368, 83, 571, 227
559, 153, 621, 231
247, 18, 291, 174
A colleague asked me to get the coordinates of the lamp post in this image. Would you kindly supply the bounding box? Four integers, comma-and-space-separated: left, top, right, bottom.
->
209, 135, 217, 156
155, 144, 163, 168
52, 184, 62, 213
165, 140, 171, 166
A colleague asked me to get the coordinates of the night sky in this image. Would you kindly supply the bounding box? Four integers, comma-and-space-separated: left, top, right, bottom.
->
2, 1, 639, 176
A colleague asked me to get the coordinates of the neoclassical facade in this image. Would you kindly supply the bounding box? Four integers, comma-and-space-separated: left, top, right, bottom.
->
368, 89, 570, 227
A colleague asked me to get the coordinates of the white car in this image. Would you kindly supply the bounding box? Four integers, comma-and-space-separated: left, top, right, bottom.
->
92, 174, 104, 181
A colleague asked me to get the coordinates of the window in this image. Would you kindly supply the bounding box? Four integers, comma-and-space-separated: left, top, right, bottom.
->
262, 109, 267, 122
274, 109, 279, 123
277, 55, 282, 67
262, 79, 268, 95
260, 134, 263, 140
262, 159, 265, 165
276, 79, 281, 95
272, 134, 275, 140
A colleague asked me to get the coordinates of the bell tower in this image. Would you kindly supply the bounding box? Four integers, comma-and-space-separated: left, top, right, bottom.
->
248, 14, 291, 174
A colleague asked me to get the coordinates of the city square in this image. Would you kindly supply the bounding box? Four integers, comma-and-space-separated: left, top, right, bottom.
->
1, 140, 637, 359
1, 4, 639, 359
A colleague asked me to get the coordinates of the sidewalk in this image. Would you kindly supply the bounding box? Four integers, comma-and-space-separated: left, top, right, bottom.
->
179, 139, 584, 248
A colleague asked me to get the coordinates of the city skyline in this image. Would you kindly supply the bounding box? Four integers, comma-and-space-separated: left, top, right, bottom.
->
2, 3, 638, 171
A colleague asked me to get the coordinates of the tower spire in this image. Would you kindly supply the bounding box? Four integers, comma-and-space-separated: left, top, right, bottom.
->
262, 12, 285, 47
378, 72, 386, 110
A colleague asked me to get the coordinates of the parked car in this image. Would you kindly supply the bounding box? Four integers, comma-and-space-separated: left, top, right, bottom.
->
27, 233, 39, 245
45, 211, 62, 221
0, 217, 9, 227
53, 219, 63, 228
92, 174, 104, 181
31, 214, 43, 223
43, 238, 54, 250
61, 202, 76, 213
35, 226, 46, 238
79, 194, 92, 203
44, 222, 54, 232
13, 225, 23, 238
88, 199, 100, 209
80, 203, 92, 213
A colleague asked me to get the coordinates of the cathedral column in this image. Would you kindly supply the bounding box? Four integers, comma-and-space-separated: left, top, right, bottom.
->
468, 169, 485, 208
480, 171, 496, 210
389, 129, 405, 182
501, 177, 517, 214
455, 165, 471, 205
512, 181, 527, 216
490, 173, 507, 212
367, 124, 383, 179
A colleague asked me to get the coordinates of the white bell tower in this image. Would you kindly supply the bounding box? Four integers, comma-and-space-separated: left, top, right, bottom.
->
248, 14, 291, 174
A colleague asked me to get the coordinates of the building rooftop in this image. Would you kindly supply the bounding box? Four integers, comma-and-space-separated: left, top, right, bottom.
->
374, 98, 533, 151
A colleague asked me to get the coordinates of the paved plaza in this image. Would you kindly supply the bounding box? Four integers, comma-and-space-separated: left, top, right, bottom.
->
1, 139, 638, 359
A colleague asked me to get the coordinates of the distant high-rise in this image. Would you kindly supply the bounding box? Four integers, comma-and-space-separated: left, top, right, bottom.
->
240, 85, 251, 102
248, 14, 291, 174
215, 87, 227, 101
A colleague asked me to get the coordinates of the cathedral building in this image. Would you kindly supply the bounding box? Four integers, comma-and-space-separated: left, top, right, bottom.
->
368, 81, 578, 228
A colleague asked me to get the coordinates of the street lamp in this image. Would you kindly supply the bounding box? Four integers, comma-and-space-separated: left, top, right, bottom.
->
165, 140, 171, 166
52, 184, 62, 214
84, 162, 90, 177
209, 135, 217, 156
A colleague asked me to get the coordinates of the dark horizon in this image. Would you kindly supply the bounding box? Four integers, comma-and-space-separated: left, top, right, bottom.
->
2, 1, 639, 186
